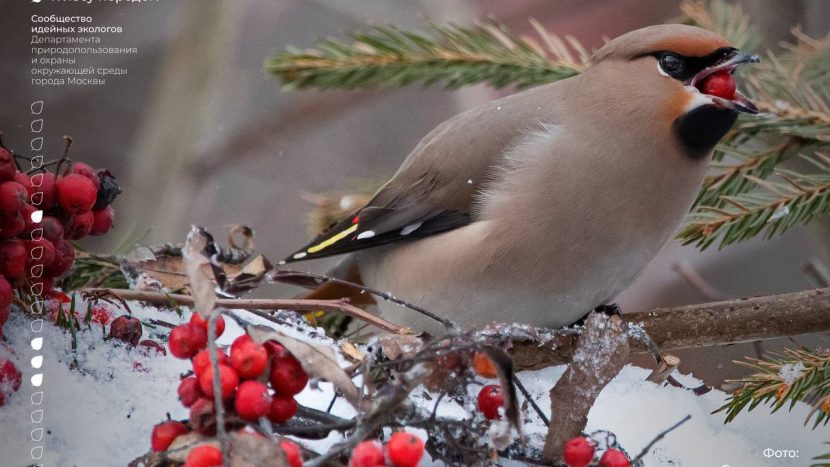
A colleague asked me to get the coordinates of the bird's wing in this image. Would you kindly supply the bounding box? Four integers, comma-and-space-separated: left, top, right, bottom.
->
282, 85, 559, 263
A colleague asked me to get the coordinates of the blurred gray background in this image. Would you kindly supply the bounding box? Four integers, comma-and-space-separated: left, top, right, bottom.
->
1, 0, 828, 385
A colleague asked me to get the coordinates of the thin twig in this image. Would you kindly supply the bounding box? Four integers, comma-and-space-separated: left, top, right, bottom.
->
633, 415, 692, 462
86, 288, 406, 334
513, 374, 550, 426
273, 269, 457, 331
208, 309, 230, 465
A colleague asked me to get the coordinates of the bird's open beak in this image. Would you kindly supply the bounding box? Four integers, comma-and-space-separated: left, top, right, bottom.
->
689, 50, 761, 114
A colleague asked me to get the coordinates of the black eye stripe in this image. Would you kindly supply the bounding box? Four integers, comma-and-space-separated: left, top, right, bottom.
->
634, 47, 738, 82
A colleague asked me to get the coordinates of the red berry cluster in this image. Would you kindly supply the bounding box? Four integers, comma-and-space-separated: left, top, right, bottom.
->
350, 432, 425, 467
562, 436, 631, 467
151, 313, 310, 465
0, 143, 120, 337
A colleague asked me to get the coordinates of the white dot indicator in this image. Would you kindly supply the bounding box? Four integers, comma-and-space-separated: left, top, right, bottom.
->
31, 374, 43, 387
31, 337, 43, 350
31, 356, 43, 369
30, 210, 43, 223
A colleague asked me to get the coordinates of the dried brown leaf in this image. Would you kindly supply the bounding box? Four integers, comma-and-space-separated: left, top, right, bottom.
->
228, 432, 286, 467
478, 345, 520, 432
183, 226, 218, 318
379, 334, 423, 361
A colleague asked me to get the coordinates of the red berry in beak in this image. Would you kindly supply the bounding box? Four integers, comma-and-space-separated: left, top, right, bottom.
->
700, 71, 736, 100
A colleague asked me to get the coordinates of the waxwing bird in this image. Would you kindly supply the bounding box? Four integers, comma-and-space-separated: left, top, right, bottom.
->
280, 24, 760, 335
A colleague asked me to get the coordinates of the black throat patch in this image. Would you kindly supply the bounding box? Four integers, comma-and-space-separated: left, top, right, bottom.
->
673, 105, 737, 158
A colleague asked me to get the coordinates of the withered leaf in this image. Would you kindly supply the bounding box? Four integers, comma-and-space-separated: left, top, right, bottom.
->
165, 432, 213, 462
247, 325, 361, 407
380, 334, 423, 361
227, 224, 256, 254
225, 255, 273, 295
479, 344, 521, 432
183, 226, 218, 318
228, 431, 286, 467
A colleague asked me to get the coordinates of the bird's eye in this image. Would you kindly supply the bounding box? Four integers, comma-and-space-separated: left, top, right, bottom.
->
659, 53, 685, 74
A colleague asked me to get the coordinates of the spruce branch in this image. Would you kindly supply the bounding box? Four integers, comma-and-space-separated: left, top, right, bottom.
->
679, 153, 830, 248
715, 347, 830, 429
267, 22, 585, 91
679, 0, 760, 51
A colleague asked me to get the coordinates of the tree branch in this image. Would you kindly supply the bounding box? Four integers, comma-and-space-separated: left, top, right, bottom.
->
509, 287, 830, 369
541, 313, 629, 461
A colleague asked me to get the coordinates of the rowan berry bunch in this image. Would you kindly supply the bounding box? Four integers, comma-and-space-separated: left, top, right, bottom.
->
150, 313, 309, 466
350, 432, 426, 467
0, 135, 121, 339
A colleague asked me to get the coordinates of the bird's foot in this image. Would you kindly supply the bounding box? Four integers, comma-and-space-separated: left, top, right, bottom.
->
593, 302, 623, 317
567, 303, 623, 328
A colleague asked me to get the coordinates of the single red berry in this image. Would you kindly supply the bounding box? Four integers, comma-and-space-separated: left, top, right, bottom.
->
700, 71, 736, 100
137, 339, 167, 357
189, 313, 225, 338
40, 216, 64, 244
269, 354, 308, 396
477, 384, 504, 420
14, 172, 32, 193
168, 323, 207, 359
30, 171, 57, 209
108, 315, 143, 346
186, 444, 223, 467
198, 363, 239, 400
264, 340, 289, 359
150, 420, 188, 452
25, 238, 56, 268
230, 334, 268, 379
0, 212, 24, 239
0, 148, 14, 181
387, 432, 425, 467
599, 448, 631, 467
0, 275, 11, 308
56, 174, 97, 214
0, 355, 22, 406
20, 204, 37, 234
177, 376, 203, 407
43, 238, 75, 278
64, 211, 94, 240
0, 181, 27, 213
350, 440, 385, 467
189, 397, 217, 435
279, 439, 303, 467
192, 349, 230, 379
0, 240, 28, 281
267, 394, 298, 424
89, 206, 114, 236
71, 162, 100, 188
563, 436, 595, 467
234, 380, 271, 421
